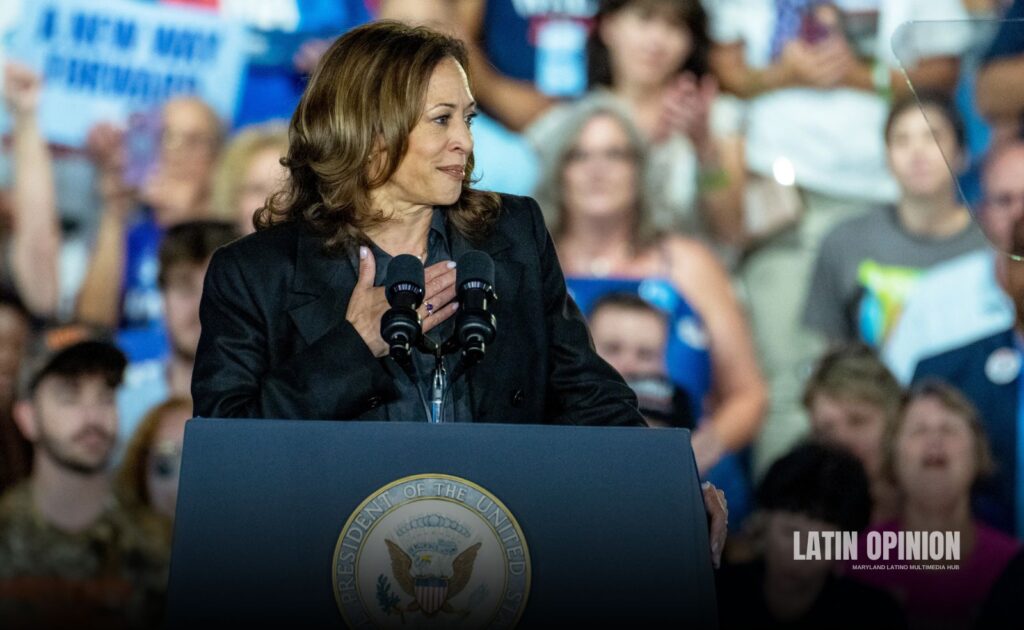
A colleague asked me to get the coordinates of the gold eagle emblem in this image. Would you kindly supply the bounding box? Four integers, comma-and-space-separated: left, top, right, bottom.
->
384, 539, 482, 617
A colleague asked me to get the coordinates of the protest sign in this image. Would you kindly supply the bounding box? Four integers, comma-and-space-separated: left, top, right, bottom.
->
1, 0, 247, 146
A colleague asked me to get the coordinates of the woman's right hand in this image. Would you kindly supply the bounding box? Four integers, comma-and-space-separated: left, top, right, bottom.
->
346, 247, 459, 357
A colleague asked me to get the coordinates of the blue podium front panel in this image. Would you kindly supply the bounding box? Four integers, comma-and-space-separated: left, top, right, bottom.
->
167, 420, 716, 626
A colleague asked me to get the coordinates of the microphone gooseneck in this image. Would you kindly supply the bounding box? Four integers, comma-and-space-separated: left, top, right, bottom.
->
375, 251, 498, 422
380, 254, 425, 365
454, 250, 497, 366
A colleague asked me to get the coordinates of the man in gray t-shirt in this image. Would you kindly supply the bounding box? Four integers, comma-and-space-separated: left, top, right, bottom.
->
804, 204, 986, 346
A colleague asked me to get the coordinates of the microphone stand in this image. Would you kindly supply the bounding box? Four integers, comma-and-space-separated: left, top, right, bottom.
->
429, 355, 447, 424
395, 249, 496, 423
415, 335, 470, 424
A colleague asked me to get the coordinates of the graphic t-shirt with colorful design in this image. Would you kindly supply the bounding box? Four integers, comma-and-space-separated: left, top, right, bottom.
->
804, 205, 987, 346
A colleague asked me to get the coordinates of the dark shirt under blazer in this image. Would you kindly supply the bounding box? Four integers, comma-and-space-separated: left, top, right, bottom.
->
191, 194, 644, 427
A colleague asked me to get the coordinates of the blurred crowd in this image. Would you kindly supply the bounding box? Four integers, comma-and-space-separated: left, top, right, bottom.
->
1, 0, 1024, 627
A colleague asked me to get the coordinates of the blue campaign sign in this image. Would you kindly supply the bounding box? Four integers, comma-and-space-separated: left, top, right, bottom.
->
2, 0, 247, 146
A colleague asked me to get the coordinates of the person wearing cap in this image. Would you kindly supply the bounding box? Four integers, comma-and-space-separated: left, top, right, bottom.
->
0, 325, 169, 627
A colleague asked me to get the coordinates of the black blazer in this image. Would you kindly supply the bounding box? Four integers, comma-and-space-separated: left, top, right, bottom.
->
192, 194, 644, 427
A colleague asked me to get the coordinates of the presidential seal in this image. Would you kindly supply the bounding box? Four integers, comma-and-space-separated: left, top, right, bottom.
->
333, 474, 530, 629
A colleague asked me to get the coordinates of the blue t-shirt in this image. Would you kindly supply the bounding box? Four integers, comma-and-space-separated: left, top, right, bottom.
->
119, 214, 170, 368
481, 0, 597, 97
122, 215, 164, 331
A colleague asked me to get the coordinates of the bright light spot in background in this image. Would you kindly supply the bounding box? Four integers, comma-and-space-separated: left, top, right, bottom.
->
772, 157, 796, 187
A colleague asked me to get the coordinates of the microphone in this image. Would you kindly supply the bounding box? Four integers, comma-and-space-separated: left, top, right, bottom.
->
380, 254, 424, 364
454, 250, 497, 365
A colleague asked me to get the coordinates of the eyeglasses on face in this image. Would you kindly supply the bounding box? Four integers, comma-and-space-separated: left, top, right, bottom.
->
565, 146, 637, 165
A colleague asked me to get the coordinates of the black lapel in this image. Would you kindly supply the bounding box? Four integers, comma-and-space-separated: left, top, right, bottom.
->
285, 228, 357, 348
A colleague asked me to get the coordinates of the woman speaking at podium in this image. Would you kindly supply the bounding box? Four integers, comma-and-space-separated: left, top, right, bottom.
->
190, 20, 726, 558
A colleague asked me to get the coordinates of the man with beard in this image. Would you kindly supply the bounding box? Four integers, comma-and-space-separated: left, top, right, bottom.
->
0, 325, 168, 626
117, 220, 239, 447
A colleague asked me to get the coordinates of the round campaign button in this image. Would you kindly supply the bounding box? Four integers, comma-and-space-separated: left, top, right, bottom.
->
985, 347, 1021, 385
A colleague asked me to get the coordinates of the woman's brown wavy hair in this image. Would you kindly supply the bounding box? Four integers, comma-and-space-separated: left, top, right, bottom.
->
255, 21, 500, 250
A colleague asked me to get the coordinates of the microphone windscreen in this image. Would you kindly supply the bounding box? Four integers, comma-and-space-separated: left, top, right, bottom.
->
456, 250, 495, 288
384, 254, 425, 289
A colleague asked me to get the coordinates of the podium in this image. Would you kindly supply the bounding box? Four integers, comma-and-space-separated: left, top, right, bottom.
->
166, 420, 718, 627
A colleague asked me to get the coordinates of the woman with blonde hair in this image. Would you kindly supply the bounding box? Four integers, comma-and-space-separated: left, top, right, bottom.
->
210, 122, 289, 235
